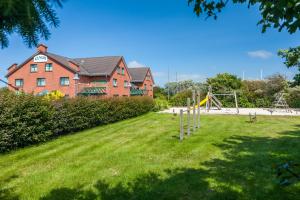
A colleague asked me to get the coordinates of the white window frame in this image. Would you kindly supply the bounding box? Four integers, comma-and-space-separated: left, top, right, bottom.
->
30, 64, 38, 73
37, 78, 46, 87
60, 77, 70, 86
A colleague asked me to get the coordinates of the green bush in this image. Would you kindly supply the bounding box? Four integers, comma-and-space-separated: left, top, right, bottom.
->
287, 86, 300, 108
170, 90, 192, 106
0, 91, 154, 153
153, 98, 169, 111
0, 91, 54, 152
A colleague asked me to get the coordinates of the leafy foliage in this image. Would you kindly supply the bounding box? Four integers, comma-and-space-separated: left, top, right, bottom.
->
165, 80, 206, 97
278, 46, 300, 69
188, 0, 300, 34
0, 0, 63, 48
286, 86, 300, 108
153, 98, 169, 111
170, 90, 193, 106
207, 73, 242, 92
0, 91, 154, 152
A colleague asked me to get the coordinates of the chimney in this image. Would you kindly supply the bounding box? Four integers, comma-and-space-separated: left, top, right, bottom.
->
7, 63, 18, 73
37, 44, 48, 53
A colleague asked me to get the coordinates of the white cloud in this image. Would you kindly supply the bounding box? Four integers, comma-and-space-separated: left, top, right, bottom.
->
177, 74, 206, 82
247, 50, 273, 59
128, 60, 146, 68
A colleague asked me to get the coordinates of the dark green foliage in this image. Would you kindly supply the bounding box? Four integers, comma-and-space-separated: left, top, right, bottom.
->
170, 90, 192, 106
188, 0, 300, 34
0, 90, 54, 152
0, 91, 154, 152
286, 87, 300, 108
278, 46, 300, 69
153, 86, 167, 99
0, 0, 63, 48
207, 73, 242, 93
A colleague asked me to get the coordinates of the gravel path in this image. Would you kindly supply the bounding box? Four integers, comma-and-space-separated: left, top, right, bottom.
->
160, 107, 300, 116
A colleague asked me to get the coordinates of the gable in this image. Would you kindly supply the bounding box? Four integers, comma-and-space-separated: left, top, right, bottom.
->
6, 52, 77, 78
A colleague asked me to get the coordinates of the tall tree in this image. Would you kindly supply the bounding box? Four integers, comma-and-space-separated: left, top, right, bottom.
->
278, 47, 300, 86
0, 0, 63, 48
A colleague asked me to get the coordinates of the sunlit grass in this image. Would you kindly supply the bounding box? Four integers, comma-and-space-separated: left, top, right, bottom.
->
0, 113, 300, 200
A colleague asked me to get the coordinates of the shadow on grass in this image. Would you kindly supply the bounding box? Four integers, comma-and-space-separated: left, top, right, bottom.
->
0, 124, 288, 199
0, 175, 19, 200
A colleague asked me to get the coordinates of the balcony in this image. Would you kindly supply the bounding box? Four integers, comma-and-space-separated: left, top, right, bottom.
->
130, 88, 147, 96
78, 82, 107, 96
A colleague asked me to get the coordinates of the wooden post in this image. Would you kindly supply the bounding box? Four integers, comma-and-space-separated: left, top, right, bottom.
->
187, 98, 191, 136
234, 91, 239, 114
180, 109, 184, 141
192, 90, 196, 132
197, 91, 200, 128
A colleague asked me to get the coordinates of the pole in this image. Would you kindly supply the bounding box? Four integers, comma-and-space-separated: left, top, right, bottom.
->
167, 67, 170, 101
180, 109, 184, 141
197, 91, 200, 128
192, 90, 196, 132
187, 98, 191, 136
234, 91, 239, 114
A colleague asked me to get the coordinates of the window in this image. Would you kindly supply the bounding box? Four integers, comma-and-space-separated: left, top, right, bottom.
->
60, 77, 70, 86
150, 84, 153, 91
45, 63, 53, 72
37, 78, 46, 86
113, 79, 117, 87
15, 79, 24, 87
122, 68, 125, 75
124, 80, 128, 88
144, 84, 147, 90
117, 66, 121, 74
30, 64, 38, 72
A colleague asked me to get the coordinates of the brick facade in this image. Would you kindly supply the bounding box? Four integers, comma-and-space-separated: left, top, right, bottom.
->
6, 45, 153, 98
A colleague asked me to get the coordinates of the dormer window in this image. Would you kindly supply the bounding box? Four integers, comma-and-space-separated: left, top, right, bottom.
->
45, 63, 53, 72
30, 64, 38, 72
113, 79, 118, 87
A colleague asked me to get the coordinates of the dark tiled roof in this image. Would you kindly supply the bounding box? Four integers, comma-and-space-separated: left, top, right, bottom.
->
72, 56, 122, 76
128, 67, 149, 82
45, 52, 76, 72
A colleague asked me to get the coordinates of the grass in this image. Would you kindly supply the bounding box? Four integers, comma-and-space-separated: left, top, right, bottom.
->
0, 113, 300, 200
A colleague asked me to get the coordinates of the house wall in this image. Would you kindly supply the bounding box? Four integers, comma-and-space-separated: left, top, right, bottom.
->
107, 59, 131, 97
133, 70, 154, 97
78, 60, 131, 97
7, 56, 77, 97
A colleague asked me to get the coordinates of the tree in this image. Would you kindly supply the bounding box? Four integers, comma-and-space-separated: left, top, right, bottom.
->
0, 0, 63, 48
265, 74, 288, 96
188, 0, 300, 34
207, 73, 242, 92
278, 47, 300, 69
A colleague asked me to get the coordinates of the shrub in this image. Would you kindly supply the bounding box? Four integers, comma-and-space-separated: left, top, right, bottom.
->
287, 86, 300, 108
153, 98, 169, 111
0, 91, 154, 153
170, 90, 192, 106
0, 91, 54, 152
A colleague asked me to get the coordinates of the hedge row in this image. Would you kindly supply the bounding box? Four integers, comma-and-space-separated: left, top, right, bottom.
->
0, 90, 154, 153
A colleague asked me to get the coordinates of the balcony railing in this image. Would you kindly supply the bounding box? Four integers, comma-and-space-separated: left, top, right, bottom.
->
77, 83, 107, 96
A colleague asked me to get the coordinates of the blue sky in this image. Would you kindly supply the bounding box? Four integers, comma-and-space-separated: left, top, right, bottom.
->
0, 0, 299, 86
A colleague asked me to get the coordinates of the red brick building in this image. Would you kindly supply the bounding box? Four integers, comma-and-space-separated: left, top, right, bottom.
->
129, 68, 155, 97
6, 44, 154, 97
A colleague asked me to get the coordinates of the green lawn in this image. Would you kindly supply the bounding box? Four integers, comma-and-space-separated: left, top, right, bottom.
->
1, 113, 300, 200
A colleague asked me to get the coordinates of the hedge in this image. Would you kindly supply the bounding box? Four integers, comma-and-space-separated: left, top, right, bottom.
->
0, 90, 154, 153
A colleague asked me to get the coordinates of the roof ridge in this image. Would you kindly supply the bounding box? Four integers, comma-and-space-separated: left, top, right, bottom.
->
73, 56, 122, 60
